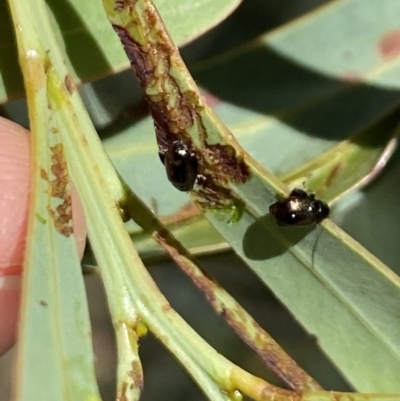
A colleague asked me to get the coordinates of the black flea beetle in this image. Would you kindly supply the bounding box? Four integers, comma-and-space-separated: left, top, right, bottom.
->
269, 188, 330, 227
159, 140, 199, 191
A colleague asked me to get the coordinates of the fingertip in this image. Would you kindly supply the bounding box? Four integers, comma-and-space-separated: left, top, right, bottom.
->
0, 117, 87, 355
0, 117, 30, 276
0, 276, 21, 355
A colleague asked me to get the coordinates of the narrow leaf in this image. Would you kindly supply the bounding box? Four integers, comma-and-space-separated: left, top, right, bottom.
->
8, 1, 101, 400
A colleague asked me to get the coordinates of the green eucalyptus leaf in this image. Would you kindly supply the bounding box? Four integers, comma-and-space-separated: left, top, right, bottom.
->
0, 0, 241, 103
192, 0, 400, 176
132, 215, 228, 263
204, 191, 400, 392
9, 2, 101, 398
16, 152, 101, 401
334, 150, 400, 278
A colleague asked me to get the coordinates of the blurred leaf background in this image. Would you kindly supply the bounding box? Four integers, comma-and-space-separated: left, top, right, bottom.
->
2, 0, 400, 399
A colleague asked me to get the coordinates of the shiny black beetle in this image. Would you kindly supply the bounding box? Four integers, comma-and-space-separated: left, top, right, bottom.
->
269, 188, 330, 226
159, 140, 198, 191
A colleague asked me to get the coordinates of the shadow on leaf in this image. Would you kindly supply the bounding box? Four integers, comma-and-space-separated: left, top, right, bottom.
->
243, 214, 314, 260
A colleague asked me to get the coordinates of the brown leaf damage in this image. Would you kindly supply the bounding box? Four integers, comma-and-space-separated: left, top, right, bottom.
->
43, 144, 73, 236
64, 74, 76, 94
110, 1, 249, 209
111, 23, 197, 153
378, 29, 400, 60
117, 360, 143, 401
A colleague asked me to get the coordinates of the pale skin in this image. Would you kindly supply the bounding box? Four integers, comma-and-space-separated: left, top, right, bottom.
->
0, 116, 86, 355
